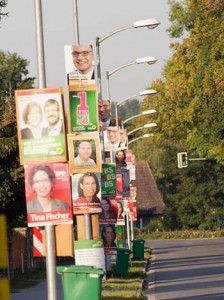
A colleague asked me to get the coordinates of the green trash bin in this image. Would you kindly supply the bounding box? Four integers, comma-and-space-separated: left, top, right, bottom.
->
131, 239, 145, 260
116, 248, 132, 277
57, 265, 105, 300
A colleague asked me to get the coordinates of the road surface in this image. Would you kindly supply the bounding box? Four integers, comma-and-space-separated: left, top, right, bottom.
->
144, 238, 224, 299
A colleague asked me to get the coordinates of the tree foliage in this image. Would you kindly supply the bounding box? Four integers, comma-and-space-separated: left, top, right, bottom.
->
0, 50, 35, 226
0, 0, 8, 21
132, 0, 224, 230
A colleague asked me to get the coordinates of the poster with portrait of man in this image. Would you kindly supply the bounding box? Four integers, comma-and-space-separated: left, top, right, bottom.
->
67, 84, 99, 133
24, 163, 73, 227
15, 88, 67, 165
64, 44, 96, 84
67, 132, 102, 174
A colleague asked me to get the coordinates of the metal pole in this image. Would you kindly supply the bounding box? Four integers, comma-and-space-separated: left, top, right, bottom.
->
73, 0, 80, 44
126, 214, 131, 249
84, 214, 92, 240
106, 71, 110, 100
96, 37, 102, 99
34, 0, 46, 88
34, 1, 57, 299
115, 102, 118, 127
130, 215, 134, 241
45, 226, 57, 300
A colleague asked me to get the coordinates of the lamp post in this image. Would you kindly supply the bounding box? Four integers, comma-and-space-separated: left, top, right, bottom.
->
115, 89, 156, 127
127, 123, 157, 136
96, 18, 160, 98
122, 109, 157, 127
128, 133, 153, 145
106, 57, 157, 100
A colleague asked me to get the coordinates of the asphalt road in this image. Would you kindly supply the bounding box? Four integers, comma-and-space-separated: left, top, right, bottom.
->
11, 275, 63, 300
10, 238, 224, 300
144, 238, 224, 300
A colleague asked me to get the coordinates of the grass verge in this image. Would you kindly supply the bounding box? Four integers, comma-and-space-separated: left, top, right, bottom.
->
102, 248, 151, 300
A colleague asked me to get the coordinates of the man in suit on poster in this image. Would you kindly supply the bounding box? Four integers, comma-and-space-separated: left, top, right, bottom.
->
42, 99, 64, 136
68, 44, 95, 81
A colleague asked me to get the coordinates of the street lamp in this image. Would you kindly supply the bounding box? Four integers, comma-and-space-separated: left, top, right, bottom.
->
122, 109, 157, 126
128, 133, 153, 145
115, 89, 157, 127
106, 57, 157, 100
127, 123, 157, 136
96, 18, 160, 97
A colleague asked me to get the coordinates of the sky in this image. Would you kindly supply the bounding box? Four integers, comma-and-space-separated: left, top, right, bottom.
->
0, 0, 173, 102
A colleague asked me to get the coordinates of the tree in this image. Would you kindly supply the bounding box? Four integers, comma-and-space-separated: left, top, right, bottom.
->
133, 0, 224, 229
0, 50, 35, 226
0, 0, 8, 21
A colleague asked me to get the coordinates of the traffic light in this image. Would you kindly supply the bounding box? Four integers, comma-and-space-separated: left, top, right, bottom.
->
177, 152, 188, 168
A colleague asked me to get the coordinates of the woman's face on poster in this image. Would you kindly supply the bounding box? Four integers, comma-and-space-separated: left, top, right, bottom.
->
101, 199, 110, 212
27, 105, 42, 127
80, 175, 97, 200
117, 202, 122, 215
32, 170, 52, 197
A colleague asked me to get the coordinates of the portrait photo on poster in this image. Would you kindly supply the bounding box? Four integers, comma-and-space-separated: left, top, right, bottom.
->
24, 163, 73, 227
15, 88, 67, 164
98, 99, 115, 129
72, 172, 102, 214
99, 197, 117, 224
67, 132, 102, 174
100, 224, 117, 255
64, 44, 95, 84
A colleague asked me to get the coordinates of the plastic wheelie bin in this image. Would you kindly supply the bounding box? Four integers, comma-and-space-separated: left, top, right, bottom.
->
116, 248, 132, 277
57, 265, 105, 300
131, 239, 145, 260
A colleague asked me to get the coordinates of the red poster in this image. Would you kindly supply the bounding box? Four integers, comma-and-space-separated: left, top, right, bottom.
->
25, 163, 73, 227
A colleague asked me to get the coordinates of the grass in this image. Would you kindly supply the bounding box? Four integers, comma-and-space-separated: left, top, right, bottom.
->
10, 249, 150, 300
101, 248, 150, 300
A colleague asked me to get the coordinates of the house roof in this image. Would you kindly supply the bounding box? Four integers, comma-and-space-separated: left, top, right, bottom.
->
132, 161, 165, 216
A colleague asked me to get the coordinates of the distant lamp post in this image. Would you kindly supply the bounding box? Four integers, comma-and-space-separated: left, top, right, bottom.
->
115, 89, 157, 127
127, 123, 157, 136
96, 18, 160, 98
122, 109, 157, 126
128, 133, 153, 145
106, 57, 157, 100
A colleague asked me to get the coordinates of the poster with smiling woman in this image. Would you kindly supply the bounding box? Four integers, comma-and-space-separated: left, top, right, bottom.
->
72, 172, 102, 215
15, 87, 67, 165
24, 163, 73, 227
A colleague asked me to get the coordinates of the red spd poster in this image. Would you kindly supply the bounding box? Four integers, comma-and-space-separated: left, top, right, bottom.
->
24, 163, 73, 227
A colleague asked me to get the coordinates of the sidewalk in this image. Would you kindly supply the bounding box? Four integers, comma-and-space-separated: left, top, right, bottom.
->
143, 254, 156, 300
11, 275, 63, 300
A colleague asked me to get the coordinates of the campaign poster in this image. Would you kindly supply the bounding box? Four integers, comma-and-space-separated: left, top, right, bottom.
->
67, 84, 99, 133
115, 225, 123, 247
115, 200, 125, 225
116, 173, 123, 199
74, 240, 105, 272
24, 163, 73, 227
100, 224, 117, 255
64, 44, 96, 84
117, 169, 130, 197
72, 172, 102, 215
101, 163, 116, 196
67, 132, 102, 174
15, 88, 67, 165
99, 197, 117, 224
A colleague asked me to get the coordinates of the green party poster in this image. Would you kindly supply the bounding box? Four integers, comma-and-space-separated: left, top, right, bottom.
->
68, 83, 99, 133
